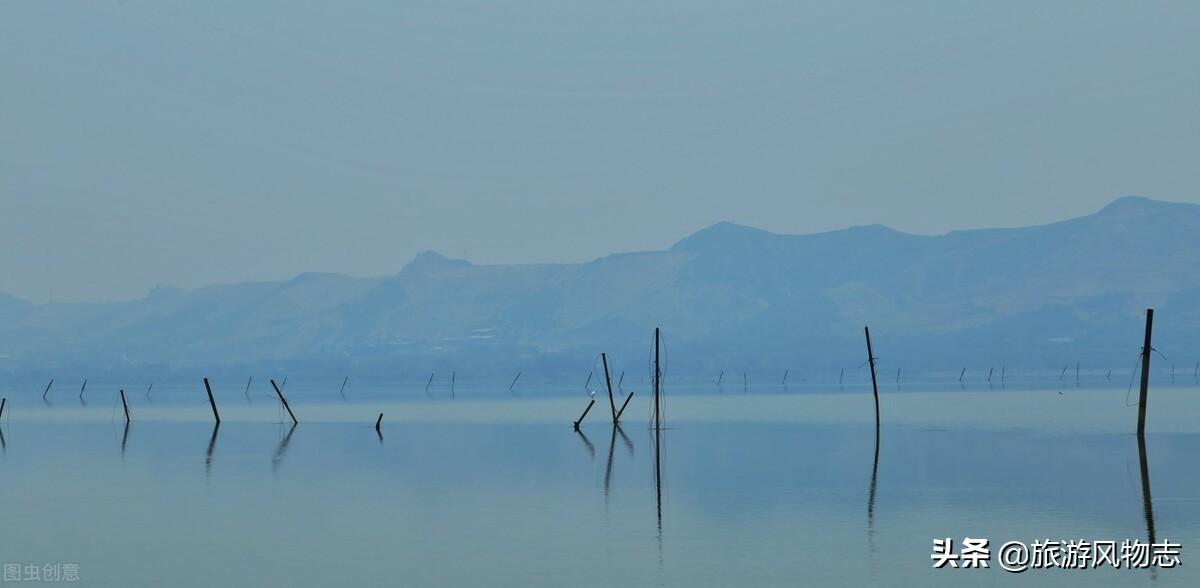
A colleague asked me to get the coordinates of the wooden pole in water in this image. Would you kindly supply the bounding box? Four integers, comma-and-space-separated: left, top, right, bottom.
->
987, 367, 993, 383
1137, 308, 1154, 437
120, 389, 131, 423
80, 379, 88, 399
573, 399, 595, 430
375, 413, 383, 434
340, 376, 349, 396
958, 368, 966, 383
0, 397, 5, 420
203, 378, 221, 424
864, 326, 880, 431
601, 353, 617, 424
42, 378, 54, 399
270, 379, 298, 425
146, 383, 154, 397
509, 372, 521, 391
653, 327, 662, 430
716, 369, 723, 386
839, 368, 844, 385
424, 373, 434, 396
245, 377, 253, 395
616, 392, 634, 421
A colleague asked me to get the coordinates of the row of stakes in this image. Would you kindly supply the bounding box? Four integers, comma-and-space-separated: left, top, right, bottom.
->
0, 311, 1164, 437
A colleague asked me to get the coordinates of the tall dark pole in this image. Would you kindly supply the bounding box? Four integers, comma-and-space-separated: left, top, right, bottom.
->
1137, 308, 1154, 437
865, 326, 880, 431
120, 389, 131, 423
601, 353, 617, 424
653, 327, 661, 430
203, 377, 221, 424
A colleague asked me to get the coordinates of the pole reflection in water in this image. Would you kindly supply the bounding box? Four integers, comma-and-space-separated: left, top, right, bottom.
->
1138, 435, 1157, 544
616, 425, 633, 458
1137, 434, 1158, 581
602, 425, 633, 507
120, 422, 130, 461
574, 429, 594, 461
272, 422, 298, 476
867, 430, 880, 566
652, 424, 665, 568
205, 423, 220, 480
604, 426, 617, 502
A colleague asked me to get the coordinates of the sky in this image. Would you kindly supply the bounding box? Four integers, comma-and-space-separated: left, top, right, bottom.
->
2, 1, 1199, 303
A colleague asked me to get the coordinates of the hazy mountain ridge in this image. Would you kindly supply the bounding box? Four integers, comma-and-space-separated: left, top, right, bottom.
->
2, 196, 1198, 377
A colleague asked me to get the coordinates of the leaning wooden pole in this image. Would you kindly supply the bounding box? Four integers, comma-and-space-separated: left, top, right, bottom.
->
864, 326, 880, 431
0, 397, 6, 420
375, 413, 383, 434
573, 399, 595, 431
601, 353, 617, 424
43, 378, 54, 400
270, 379, 298, 425
1137, 308, 1154, 437
203, 377, 221, 424
616, 391, 634, 421
120, 389, 131, 423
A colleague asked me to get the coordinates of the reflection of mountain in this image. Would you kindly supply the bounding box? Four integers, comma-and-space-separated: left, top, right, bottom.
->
2, 197, 1199, 376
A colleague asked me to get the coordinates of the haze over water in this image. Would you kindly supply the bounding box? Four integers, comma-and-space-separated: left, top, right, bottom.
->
2, 381, 1196, 586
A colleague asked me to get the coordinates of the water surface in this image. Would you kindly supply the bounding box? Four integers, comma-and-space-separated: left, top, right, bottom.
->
1, 382, 1197, 586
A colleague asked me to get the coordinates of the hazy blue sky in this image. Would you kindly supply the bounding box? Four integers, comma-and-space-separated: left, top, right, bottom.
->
3, 1, 1198, 303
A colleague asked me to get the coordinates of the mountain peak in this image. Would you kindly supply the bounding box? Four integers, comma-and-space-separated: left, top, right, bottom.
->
401, 250, 471, 275
671, 222, 774, 252
1096, 196, 1193, 216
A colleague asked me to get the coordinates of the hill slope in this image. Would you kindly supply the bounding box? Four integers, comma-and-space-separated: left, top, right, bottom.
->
2, 197, 1198, 377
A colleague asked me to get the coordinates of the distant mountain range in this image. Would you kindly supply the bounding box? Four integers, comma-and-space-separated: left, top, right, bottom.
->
2, 196, 1199, 380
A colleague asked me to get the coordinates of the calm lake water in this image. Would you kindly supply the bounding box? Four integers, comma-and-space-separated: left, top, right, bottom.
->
1, 378, 1197, 586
